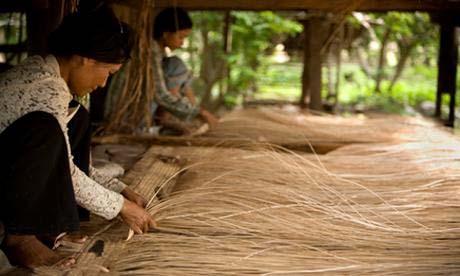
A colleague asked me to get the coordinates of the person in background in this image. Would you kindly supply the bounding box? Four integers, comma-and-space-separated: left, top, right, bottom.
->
0, 3, 155, 269
152, 7, 218, 134
162, 56, 196, 105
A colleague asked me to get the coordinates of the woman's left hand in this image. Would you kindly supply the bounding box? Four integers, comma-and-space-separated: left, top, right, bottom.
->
121, 187, 148, 208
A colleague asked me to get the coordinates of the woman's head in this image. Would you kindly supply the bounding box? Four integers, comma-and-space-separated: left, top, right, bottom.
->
48, 3, 134, 64
154, 7, 192, 50
48, 3, 134, 96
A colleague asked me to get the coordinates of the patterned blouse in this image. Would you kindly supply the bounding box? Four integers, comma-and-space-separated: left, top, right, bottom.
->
0, 55, 125, 220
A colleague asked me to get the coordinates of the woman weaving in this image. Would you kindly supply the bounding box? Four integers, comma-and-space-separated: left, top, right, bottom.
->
0, 4, 155, 269
152, 7, 219, 134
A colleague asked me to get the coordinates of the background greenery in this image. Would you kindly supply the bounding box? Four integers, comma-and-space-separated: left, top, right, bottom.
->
177, 11, 455, 120
0, 10, 455, 122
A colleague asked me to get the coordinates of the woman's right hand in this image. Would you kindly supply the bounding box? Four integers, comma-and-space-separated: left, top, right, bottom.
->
119, 199, 156, 234
200, 109, 219, 128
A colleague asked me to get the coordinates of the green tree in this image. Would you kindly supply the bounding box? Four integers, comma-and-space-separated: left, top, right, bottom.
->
354, 12, 438, 94
229, 12, 302, 100
386, 12, 437, 92
186, 11, 302, 109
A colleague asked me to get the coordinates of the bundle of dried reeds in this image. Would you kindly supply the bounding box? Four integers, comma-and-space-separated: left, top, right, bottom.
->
36, 113, 460, 275
99, 142, 460, 275
204, 107, 426, 145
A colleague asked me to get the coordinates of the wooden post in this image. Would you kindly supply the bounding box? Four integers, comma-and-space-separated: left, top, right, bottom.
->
301, 16, 326, 110
435, 16, 458, 127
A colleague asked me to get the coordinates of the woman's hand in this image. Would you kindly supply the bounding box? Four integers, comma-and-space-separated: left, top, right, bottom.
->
200, 109, 219, 128
184, 86, 197, 105
119, 199, 156, 234
121, 187, 148, 208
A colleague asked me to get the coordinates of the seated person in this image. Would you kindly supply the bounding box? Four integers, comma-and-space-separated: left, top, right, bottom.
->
152, 7, 218, 135
154, 55, 199, 135
0, 4, 155, 269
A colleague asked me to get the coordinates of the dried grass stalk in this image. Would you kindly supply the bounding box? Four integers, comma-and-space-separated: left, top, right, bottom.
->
203, 107, 429, 145
37, 113, 460, 275
110, 140, 460, 275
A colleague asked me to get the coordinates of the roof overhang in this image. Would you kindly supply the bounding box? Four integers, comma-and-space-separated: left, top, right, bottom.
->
113, 0, 460, 12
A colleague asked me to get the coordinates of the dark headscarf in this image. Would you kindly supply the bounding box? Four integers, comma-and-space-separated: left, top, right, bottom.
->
48, 3, 135, 64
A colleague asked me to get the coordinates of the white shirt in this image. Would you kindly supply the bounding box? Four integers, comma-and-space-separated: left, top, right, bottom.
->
0, 55, 125, 220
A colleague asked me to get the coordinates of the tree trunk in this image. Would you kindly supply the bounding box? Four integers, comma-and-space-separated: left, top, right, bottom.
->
213, 11, 232, 111
300, 19, 311, 108
375, 29, 391, 93
334, 25, 344, 107
355, 47, 371, 77
200, 29, 212, 107
326, 50, 335, 102
388, 42, 415, 92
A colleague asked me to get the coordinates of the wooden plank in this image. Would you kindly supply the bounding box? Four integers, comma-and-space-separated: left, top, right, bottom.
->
0, 0, 49, 12
92, 134, 356, 154
114, 0, 460, 11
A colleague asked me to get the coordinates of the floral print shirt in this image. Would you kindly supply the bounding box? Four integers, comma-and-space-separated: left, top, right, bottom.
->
0, 55, 125, 220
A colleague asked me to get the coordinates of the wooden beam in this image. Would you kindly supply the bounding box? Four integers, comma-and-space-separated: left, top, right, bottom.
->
435, 16, 458, 127
92, 134, 356, 154
112, 0, 460, 11
0, 0, 48, 12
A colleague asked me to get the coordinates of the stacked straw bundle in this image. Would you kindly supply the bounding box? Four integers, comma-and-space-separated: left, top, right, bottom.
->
203, 107, 427, 145
36, 109, 460, 275
97, 142, 460, 275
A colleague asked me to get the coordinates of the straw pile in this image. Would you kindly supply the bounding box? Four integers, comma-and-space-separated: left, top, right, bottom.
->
36, 109, 460, 275
203, 107, 426, 145
95, 107, 437, 154
87, 141, 459, 275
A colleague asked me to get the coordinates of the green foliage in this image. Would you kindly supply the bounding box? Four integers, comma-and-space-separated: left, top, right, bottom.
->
340, 63, 438, 113
359, 12, 438, 90
185, 11, 441, 115
258, 62, 301, 101
229, 12, 302, 95
256, 61, 445, 115
186, 11, 302, 108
